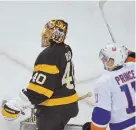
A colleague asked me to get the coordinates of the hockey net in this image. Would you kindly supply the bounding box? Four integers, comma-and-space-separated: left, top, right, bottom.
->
20, 112, 82, 130
20, 120, 82, 130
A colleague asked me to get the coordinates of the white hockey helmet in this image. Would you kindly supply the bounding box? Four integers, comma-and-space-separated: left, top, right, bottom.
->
99, 43, 126, 68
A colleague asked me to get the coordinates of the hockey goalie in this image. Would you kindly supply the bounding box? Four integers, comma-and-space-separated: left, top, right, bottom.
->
1, 19, 79, 130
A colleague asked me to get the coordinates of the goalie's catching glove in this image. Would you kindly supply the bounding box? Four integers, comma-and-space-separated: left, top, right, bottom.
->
1, 90, 34, 121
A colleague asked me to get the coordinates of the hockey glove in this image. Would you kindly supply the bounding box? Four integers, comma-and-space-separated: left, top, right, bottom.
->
1, 90, 34, 121
82, 122, 91, 130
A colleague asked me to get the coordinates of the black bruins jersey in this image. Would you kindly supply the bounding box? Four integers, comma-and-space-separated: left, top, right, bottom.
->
25, 42, 78, 107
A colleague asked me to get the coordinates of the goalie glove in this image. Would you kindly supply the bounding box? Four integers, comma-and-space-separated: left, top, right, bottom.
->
1, 90, 34, 121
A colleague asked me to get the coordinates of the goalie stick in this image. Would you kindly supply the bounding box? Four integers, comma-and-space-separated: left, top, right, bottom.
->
23, 92, 94, 122
99, 0, 116, 43
0, 92, 94, 122
0, 92, 93, 106
78, 92, 92, 101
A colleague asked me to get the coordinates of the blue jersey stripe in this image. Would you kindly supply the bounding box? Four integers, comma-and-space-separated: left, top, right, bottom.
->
92, 107, 111, 125
110, 116, 135, 130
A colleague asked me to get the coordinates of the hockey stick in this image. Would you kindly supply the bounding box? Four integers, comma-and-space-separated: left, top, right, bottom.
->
0, 92, 93, 122
22, 92, 94, 122
78, 92, 93, 101
78, 92, 95, 106
99, 0, 116, 43
1, 92, 94, 122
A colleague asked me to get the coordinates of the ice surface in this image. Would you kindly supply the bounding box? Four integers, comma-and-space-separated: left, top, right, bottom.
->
0, 1, 134, 130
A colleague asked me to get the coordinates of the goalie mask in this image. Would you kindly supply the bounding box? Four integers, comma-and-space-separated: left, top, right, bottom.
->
41, 19, 68, 47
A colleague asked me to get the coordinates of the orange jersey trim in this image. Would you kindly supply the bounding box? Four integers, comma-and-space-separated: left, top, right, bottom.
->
91, 122, 107, 130
131, 128, 136, 130
125, 57, 136, 62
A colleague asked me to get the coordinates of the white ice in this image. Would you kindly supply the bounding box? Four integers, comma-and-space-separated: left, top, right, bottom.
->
0, 1, 135, 130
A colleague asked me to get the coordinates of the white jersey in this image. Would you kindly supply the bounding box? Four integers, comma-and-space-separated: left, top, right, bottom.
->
93, 62, 135, 130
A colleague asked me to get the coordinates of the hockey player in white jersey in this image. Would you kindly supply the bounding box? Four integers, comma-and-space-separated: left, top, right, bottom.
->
82, 43, 135, 130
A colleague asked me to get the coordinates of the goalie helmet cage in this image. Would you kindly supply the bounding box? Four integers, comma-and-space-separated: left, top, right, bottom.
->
20, 121, 82, 130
